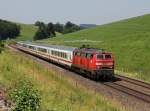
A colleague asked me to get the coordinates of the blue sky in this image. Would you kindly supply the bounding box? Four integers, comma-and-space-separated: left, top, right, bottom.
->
0, 0, 150, 24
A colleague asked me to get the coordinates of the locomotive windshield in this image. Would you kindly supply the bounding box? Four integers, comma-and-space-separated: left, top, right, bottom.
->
105, 54, 111, 59
97, 55, 103, 59
97, 54, 111, 59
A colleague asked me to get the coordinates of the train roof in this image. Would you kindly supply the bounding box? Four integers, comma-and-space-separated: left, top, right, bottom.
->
18, 41, 77, 52
75, 47, 110, 54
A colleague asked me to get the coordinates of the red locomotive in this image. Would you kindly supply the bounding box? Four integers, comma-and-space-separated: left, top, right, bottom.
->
72, 47, 114, 80
16, 41, 114, 80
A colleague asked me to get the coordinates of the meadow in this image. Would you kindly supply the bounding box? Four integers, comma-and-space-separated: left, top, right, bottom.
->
16, 24, 38, 41
0, 49, 126, 111
39, 14, 150, 82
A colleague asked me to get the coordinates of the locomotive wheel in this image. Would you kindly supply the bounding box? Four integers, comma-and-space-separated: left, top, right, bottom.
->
91, 71, 99, 81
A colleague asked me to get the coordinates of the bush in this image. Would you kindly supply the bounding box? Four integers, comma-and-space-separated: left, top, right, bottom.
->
9, 79, 41, 111
0, 41, 4, 54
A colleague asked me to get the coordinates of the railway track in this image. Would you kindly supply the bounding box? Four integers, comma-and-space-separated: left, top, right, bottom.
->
9, 45, 150, 104
103, 75, 150, 103
116, 74, 150, 89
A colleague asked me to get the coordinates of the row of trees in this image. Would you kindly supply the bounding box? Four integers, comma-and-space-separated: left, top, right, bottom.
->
34, 22, 56, 40
54, 21, 81, 34
34, 21, 81, 40
0, 19, 20, 40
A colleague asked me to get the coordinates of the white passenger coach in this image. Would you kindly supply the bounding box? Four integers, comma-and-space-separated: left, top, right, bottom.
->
17, 41, 77, 67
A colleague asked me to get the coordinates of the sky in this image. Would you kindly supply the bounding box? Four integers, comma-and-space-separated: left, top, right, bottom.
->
0, 0, 150, 25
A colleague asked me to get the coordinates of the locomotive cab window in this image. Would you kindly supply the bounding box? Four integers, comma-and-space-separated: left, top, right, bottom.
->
74, 52, 77, 56
87, 54, 93, 59
77, 52, 80, 56
105, 54, 111, 59
81, 53, 86, 57
97, 54, 103, 59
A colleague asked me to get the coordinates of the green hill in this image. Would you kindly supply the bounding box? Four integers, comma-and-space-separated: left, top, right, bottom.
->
17, 24, 38, 40
40, 14, 150, 82
16, 24, 63, 41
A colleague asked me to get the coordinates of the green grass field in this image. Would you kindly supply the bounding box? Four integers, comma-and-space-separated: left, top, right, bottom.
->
0, 49, 126, 111
16, 24, 62, 41
16, 24, 38, 40
38, 14, 150, 82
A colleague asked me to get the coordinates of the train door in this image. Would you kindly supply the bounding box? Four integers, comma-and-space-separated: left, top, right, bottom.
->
87, 53, 94, 70
75, 51, 81, 67
73, 52, 76, 65
80, 53, 87, 68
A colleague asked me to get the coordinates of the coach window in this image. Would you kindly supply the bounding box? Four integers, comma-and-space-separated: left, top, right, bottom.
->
43, 49, 47, 53
56, 51, 59, 56
61, 52, 63, 58
64, 53, 67, 59
58, 52, 61, 57
38, 48, 47, 53
55, 51, 57, 56
60, 52, 62, 57
53, 51, 55, 56
63, 53, 65, 58
54, 51, 56, 56
56, 51, 58, 56
57, 52, 59, 56
57, 51, 59, 56
29, 46, 35, 50
62, 52, 64, 58
51, 51, 53, 55
58, 52, 60, 57
23, 44, 27, 47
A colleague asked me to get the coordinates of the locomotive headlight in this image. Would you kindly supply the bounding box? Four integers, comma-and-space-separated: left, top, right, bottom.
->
96, 63, 103, 65
105, 62, 113, 65
96, 62, 113, 66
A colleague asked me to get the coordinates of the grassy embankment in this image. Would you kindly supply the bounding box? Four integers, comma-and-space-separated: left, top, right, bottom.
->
17, 24, 38, 41
39, 14, 150, 82
0, 49, 126, 111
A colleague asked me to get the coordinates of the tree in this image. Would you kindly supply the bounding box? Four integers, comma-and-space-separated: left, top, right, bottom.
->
33, 29, 49, 40
54, 22, 64, 33
35, 21, 41, 26
35, 21, 46, 30
63, 21, 81, 34
47, 22, 56, 37
65, 21, 75, 29
0, 19, 20, 40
